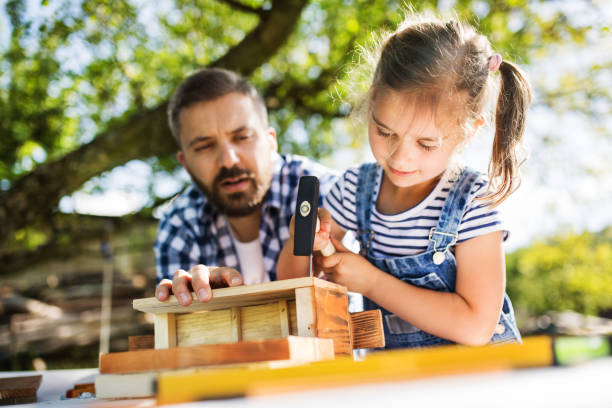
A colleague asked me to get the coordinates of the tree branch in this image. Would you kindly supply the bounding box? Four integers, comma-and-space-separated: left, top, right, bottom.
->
0, 0, 309, 248
217, 0, 267, 17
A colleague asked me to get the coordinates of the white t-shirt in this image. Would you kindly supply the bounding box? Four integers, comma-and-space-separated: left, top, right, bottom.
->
324, 165, 508, 257
227, 224, 269, 285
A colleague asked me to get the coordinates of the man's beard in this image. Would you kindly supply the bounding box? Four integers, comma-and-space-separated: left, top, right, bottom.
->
190, 165, 271, 217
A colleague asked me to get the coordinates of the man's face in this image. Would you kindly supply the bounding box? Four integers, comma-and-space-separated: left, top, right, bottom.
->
176, 92, 277, 217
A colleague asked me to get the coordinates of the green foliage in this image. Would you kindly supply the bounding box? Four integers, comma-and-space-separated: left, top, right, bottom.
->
506, 227, 612, 317
2, 0, 606, 194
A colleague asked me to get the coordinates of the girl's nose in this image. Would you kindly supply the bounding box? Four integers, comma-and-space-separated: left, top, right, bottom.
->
388, 136, 414, 163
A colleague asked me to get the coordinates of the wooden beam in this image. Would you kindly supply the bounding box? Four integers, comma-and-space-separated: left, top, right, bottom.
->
279, 300, 289, 337
133, 277, 343, 314
154, 313, 176, 349
128, 335, 154, 351
294, 287, 316, 338
314, 286, 352, 355
230, 307, 241, 342
99, 336, 335, 374
350, 310, 385, 349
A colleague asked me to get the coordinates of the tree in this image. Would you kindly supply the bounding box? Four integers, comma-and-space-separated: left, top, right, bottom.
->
0, 0, 609, 270
506, 227, 612, 317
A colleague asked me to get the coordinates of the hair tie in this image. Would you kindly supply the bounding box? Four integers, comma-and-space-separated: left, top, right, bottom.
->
488, 54, 502, 72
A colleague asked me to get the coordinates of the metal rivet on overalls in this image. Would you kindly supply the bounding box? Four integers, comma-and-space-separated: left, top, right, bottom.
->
432, 251, 446, 265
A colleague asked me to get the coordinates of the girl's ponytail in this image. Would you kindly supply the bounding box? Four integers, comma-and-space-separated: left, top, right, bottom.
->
486, 60, 532, 206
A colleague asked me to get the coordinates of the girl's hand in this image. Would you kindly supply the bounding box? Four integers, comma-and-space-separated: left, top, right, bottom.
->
312, 208, 332, 253
288, 208, 333, 251
316, 236, 379, 295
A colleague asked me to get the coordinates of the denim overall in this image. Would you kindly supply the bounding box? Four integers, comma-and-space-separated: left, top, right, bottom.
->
355, 163, 522, 349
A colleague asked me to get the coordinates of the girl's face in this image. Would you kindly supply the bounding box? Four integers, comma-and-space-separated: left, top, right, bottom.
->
368, 89, 462, 190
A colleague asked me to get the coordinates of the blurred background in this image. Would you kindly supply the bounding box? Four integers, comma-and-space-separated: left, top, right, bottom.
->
0, 0, 610, 370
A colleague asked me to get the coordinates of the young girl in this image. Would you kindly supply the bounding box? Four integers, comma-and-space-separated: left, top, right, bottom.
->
277, 15, 531, 348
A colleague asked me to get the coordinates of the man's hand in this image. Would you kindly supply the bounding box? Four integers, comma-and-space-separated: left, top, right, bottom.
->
155, 265, 244, 306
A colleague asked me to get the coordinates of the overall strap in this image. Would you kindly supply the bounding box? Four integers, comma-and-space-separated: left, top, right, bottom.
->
354, 163, 379, 255
428, 167, 480, 252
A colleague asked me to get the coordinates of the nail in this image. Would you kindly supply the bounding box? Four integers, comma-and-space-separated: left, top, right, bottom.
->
198, 289, 210, 301
231, 277, 241, 285
179, 293, 191, 304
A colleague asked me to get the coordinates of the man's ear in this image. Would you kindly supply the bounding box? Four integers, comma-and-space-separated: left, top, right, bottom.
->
177, 150, 186, 168
267, 127, 278, 152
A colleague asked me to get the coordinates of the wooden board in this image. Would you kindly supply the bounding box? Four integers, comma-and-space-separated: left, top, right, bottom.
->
99, 336, 334, 374
157, 336, 555, 404
133, 277, 343, 314
314, 285, 352, 354
129, 335, 154, 351
350, 309, 385, 349
0, 374, 42, 400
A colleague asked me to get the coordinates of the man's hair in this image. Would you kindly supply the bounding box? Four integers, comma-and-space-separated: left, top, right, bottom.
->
167, 68, 268, 147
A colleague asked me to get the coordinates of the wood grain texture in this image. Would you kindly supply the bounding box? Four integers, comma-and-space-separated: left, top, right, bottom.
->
313, 286, 352, 355
0, 375, 42, 398
350, 309, 385, 349
154, 313, 176, 349
176, 309, 233, 347
241, 302, 283, 341
99, 336, 334, 374
279, 300, 289, 337
294, 287, 316, 338
128, 335, 154, 351
230, 307, 241, 342
133, 277, 343, 314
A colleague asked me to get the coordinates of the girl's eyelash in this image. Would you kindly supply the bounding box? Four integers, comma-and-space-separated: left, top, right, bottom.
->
420, 144, 437, 151
376, 127, 391, 137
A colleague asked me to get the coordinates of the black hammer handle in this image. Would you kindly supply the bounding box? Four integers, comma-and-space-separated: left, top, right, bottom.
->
293, 176, 319, 256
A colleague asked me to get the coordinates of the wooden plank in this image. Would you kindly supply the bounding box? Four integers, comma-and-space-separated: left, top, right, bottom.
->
176, 309, 233, 347
157, 336, 555, 404
350, 309, 385, 349
0, 374, 42, 401
99, 336, 334, 375
230, 307, 241, 342
279, 300, 289, 337
95, 372, 158, 399
313, 286, 352, 355
288, 300, 298, 335
128, 335, 154, 351
241, 302, 286, 341
294, 287, 316, 337
133, 277, 344, 314
154, 313, 176, 349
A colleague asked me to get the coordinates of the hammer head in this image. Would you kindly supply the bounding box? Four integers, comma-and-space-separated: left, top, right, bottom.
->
293, 176, 319, 256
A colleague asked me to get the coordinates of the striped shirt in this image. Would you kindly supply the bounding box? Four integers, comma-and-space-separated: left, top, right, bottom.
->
323, 165, 507, 257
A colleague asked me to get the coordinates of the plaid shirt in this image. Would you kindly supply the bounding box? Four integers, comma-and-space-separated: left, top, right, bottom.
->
154, 154, 338, 283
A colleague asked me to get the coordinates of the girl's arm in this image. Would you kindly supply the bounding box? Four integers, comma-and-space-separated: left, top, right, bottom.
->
276, 208, 346, 280
323, 230, 505, 346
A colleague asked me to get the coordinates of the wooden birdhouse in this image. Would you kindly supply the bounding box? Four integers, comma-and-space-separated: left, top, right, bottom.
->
98, 277, 383, 376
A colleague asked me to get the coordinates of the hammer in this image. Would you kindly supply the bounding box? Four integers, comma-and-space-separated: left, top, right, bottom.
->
293, 176, 335, 276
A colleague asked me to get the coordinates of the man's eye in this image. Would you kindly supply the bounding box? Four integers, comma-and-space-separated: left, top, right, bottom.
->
194, 144, 213, 151
376, 127, 391, 137
236, 133, 251, 141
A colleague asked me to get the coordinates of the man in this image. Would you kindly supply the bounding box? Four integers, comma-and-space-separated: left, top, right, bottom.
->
154, 68, 337, 306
